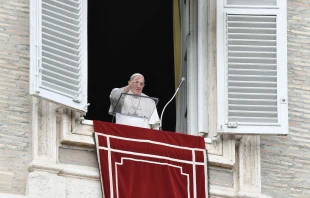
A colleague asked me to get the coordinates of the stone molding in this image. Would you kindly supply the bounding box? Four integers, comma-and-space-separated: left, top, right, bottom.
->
29, 98, 267, 197
59, 108, 94, 147
27, 98, 101, 198
28, 160, 99, 180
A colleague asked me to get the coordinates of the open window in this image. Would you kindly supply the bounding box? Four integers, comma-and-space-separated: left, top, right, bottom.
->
29, 0, 288, 136
30, 0, 177, 132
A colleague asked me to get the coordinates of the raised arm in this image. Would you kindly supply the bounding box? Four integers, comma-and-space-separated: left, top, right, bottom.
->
110, 76, 139, 102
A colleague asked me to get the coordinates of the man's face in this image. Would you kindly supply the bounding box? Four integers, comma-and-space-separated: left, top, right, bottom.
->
129, 76, 145, 95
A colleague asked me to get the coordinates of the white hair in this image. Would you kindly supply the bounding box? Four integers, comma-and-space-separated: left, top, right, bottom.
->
130, 73, 144, 81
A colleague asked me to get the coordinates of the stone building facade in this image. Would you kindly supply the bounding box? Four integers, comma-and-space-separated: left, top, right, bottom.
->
0, 0, 309, 198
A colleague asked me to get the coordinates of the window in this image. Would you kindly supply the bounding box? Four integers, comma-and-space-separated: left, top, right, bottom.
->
30, 0, 177, 132
217, 0, 288, 134
30, 0, 288, 135
85, 0, 176, 132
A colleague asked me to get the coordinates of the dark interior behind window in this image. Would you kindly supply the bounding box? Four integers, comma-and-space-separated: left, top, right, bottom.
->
86, 0, 176, 132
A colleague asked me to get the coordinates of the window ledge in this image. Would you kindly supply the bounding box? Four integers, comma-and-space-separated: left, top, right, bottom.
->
210, 186, 271, 198
29, 160, 99, 180
82, 120, 213, 144
60, 117, 94, 147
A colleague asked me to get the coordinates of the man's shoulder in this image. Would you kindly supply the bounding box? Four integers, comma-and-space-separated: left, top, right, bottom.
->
111, 87, 124, 93
110, 87, 125, 98
112, 88, 120, 91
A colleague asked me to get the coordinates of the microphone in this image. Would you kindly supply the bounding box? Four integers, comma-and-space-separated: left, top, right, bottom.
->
159, 77, 186, 130
177, 77, 185, 90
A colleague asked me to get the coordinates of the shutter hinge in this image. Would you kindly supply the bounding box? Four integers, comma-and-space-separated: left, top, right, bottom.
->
227, 121, 238, 128
72, 96, 81, 103
212, 135, 219, 148
84, 103, 90, 111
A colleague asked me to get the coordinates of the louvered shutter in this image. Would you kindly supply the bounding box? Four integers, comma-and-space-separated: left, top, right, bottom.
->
217, 0, 288, 134
30, 0, 88, 112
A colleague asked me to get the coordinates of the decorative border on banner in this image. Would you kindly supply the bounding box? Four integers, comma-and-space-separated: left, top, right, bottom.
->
94, 132, 208, 198
115, 157, 190, 198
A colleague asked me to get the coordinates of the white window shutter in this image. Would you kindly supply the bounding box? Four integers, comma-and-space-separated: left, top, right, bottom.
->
30, 0, 88, 112
217, 0, 288, 134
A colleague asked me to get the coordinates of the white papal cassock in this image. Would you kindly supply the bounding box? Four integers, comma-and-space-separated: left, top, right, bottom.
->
108, 87, 160, 130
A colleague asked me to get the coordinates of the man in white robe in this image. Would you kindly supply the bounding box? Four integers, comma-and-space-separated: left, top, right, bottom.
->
108, 73, 160, 130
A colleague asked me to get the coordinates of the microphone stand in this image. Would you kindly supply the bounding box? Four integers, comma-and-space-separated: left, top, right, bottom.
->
159, 77, 185, 130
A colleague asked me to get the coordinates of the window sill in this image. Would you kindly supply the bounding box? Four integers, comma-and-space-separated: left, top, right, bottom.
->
81, 120, 213, 143
76, 119, 235, 168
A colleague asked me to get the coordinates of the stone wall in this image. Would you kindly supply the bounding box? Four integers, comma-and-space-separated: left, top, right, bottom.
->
261, 0, 310, 197
0, 0, 32, 195
1, 0, 310, 197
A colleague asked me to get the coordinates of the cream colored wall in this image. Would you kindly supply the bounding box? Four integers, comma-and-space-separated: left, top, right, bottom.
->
1, 0, 310, 198
261, 1, 310, 197
205, 1, 310, 198
0, 1, 101, 196
0, 0, 32, 195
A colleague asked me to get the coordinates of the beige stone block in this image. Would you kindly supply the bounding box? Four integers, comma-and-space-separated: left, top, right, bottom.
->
292, 107, 310, 114
0, 171, 14, 176
288, 121, 301, 127
290, 111, 303, 117
0, 13, 18, 21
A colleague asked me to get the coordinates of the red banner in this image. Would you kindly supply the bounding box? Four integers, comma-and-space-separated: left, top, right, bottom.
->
93, 121, 208, 198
